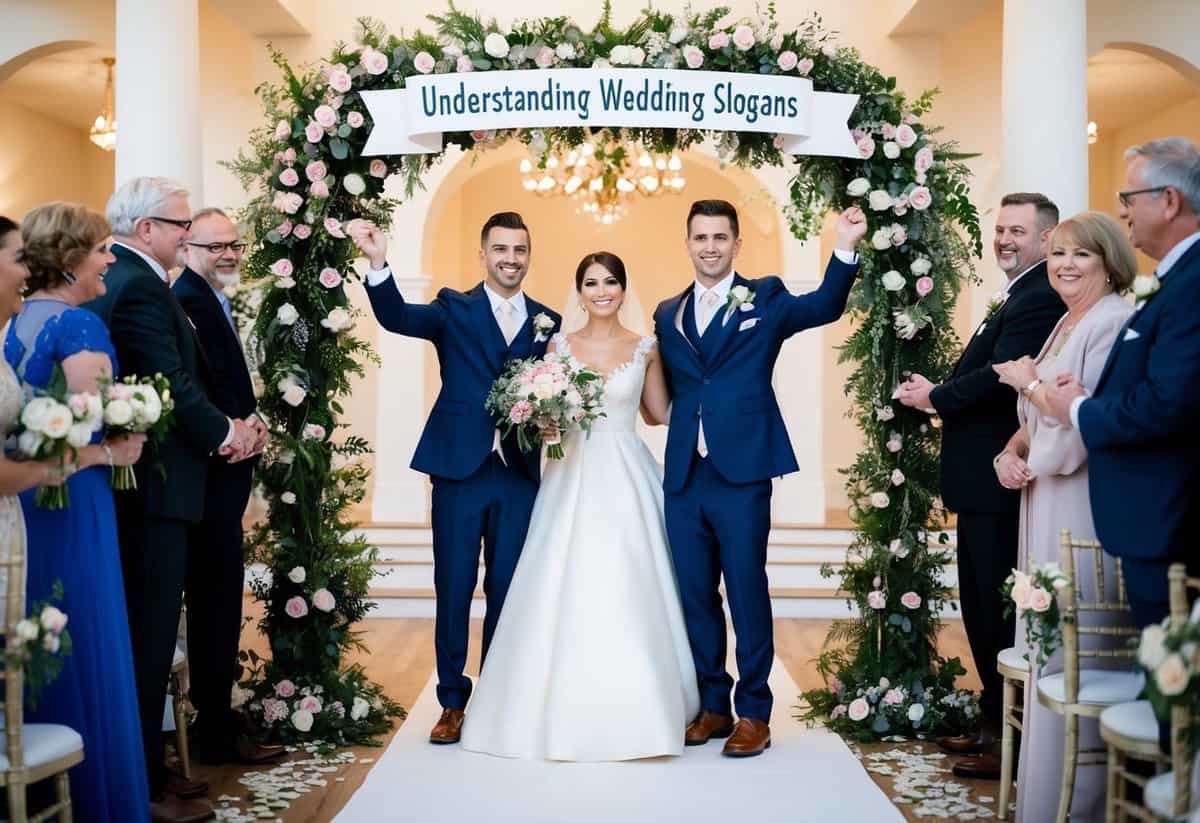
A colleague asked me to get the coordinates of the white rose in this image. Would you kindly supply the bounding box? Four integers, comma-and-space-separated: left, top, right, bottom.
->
20, 396, 54, 432
868, 190, 893, 211
343, 173, 366, 196
351, 696, 371, 720
1132, 274, 1160, 298
872, 228, 894, 251
609, 45, 631, 65
907, 703, 925, 723
911, 258, 933, 276
66, 422, 93, 448
281, 491, 297, 504
564, 389, 582, 408
846, 177, 870, 197
1156, 653, 1190, 697
555, 42, 576, 61
15, 619, 39, 641
484, 32, 510, 59
881, 270, 906, 292
291, 708, 314, 732
668, 24, 689, 44
42, 633, 60, 653
1139, 624, 1169, 671
288, 566, 307, 584
320, 307, 353, 333
312, 588, 336, 612
84, 393, 104, 426
870, 491, 891, 509
276, 303, 299, 326
16, 429, 43, 456
628, 46, 646, 66
39, 402, 71, 439
880, 141, 899, 160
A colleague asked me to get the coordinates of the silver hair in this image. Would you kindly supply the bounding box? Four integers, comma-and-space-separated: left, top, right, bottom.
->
105, 176, 190, 236
191, 207, 229, 223
1124, 137, 1200, 214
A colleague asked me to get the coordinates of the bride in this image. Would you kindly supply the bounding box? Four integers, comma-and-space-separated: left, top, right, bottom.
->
461, 251, 700, 761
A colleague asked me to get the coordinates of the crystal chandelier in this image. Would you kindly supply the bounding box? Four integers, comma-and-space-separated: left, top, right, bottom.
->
520, 134, 685, 225
89, 58, 117, 152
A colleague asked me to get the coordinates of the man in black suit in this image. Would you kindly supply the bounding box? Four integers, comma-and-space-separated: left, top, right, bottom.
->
174, 208, 279, 766
85, 177, 258, 823
898, 193, 1065, 778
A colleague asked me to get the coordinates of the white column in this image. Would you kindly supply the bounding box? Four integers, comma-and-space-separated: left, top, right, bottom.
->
1001, 0, 1088, 215
114, 0, 203, 200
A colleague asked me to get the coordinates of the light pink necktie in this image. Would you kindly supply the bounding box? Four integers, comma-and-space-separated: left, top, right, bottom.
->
696, 289, 721, 335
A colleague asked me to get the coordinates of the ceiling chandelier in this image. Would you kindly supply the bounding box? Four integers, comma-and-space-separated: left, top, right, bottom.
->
89, 57, 117, 152
520, 133, 685, 225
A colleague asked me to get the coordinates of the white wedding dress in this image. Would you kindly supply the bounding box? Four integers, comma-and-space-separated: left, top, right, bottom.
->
461, 333, 700, 761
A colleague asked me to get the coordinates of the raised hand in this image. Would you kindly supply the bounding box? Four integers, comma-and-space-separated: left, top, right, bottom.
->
834, 206, 869, 251
346, 219, 388, 270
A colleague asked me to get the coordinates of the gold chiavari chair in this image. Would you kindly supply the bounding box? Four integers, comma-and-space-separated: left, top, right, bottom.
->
0, 524, 84, 822
996, 537, 1034, 820
1037, 530, 1144, 823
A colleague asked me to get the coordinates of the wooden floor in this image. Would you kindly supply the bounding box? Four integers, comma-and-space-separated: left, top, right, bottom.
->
193, 606, 990, 823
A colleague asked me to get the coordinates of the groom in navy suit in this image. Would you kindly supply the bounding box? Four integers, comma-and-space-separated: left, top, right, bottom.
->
654, 200, 866, 756
1047, 137, 1200, 631
353, 213, 560, 744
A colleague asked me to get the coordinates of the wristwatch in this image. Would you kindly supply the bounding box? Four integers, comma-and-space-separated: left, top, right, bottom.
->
1021, 378, 1042, 397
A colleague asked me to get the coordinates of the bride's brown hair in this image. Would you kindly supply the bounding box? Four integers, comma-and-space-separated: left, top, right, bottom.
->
574, 251, 627, 291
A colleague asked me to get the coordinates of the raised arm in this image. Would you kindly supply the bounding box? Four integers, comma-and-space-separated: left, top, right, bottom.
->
349, 220, 447, 341
640, 344, 671, 425
778, 207, 866, 338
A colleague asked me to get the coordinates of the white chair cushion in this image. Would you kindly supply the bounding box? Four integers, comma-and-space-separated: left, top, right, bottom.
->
0, 723, 83, 770
1100, 700, 1159, 742
1145, 771, 1176, 817
1037, 669, 1145, 706
997, 646, 1030, 671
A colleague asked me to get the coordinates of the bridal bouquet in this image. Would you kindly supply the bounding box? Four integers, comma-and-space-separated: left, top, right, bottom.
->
485, 355, 605, 459
101, 373, 175, 489
15, 368, 103, 509
1002, 563, 1071, 666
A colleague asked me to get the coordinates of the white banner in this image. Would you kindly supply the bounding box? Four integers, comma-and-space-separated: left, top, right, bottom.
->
360, 68, 859, 158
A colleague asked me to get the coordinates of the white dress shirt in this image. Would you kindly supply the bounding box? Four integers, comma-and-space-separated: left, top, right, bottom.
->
1068, 231, 1200, 428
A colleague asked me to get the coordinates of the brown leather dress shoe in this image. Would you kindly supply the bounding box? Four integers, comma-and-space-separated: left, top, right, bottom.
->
952, 752, 1002, 779
937, 733, 989, 755
429, 708, 465, 744
164, 768, 209, 800
233, 736, 288, 764
722, 718, 771, 757
150, 794, 215, 823
685, 711, 735, 746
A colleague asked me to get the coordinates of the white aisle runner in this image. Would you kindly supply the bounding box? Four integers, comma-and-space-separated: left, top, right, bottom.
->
335, 658, 903, 822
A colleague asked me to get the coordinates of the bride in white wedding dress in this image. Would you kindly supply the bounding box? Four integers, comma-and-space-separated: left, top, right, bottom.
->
461, 251, 700, 762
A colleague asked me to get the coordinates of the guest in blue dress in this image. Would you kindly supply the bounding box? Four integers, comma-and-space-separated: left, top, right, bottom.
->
4, 203, 150, 823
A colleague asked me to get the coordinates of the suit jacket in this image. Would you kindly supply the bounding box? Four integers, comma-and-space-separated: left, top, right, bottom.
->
83, 245, 230, 522
365, 277, 561, 482
654, 257, 858, 493
1079, 236, 1200, 561
931, 261, 1065, 514
172, 268, 258, 507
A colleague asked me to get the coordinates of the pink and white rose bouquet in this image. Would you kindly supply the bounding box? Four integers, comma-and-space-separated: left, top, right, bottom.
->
16, 367, 104, 508
485, 354, 604, 459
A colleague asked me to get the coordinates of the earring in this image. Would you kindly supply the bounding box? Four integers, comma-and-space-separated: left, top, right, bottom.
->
61, 270, 77, 284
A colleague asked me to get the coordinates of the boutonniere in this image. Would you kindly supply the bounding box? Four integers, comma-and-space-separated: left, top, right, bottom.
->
532, 312, 554, 342
1131, 274, 1161, 308
983, 289, 1008, 322
722, 285, 756, 325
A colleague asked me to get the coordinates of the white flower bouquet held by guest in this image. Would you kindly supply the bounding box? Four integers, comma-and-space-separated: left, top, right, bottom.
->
100, 372, 175, 489
15, 367, 103, 509
485, 354, 605, 459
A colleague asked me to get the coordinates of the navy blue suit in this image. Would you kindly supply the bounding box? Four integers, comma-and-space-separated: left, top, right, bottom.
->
654, 257, 857, 721
366, 276, 560, 709
1078, 236, 1200, 629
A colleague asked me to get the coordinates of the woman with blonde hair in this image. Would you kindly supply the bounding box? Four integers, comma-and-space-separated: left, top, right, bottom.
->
3, 202, 150, 822
991, 210, 1138, 822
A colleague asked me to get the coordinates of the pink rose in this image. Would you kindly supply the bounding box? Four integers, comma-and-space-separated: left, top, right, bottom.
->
773, 134, 785, 150
915, 276, 934, 297
293, 223, 312, 240
270, 258, 294, 278
887, 433, 903, 453
309, 180, 330, 199
831, 704, 847, 719
708, 32, 730, 50
534, 47, 555, 69
413, 51, 436, 74
796, 57, 814, 76
347, 111, 365, 128
276, 219, 293, 238
883, 688, 904, 706
881, 123, 897, 140
298, 695, 322, 713
682, 46, 704, 69
914, 146, 934, 173
312, 588, 336, 612
1029, 587, 1052, 613
732, 25, 755, 51
1011, 573, 1033, 611
908, 186, 933, 211
328, 68, 352, 93
777, 51, 798, 72
457, 55, 474, 73
324, 218, 346, 239
275, 679, 296, 698
303, 423, 326, 439
856, 136, 875, 159
848, 697, 871, 722
900, 591, 922, 610
369, 158, 388, 179
285, 596, 308, 618
319, 267, 343, 288
361, 47, 389, 75
891, 468, 906, 486
895, 123, 918, 148
305, 160, 328, 183
509, 400, 534, 424
891, 224, 908, 246
314, 105, 338, 128
867, 590, 886, 610
305, 122, 324, 143
283, 147, 297, 165
279, 167, 299, 187
275, 120, 291, 141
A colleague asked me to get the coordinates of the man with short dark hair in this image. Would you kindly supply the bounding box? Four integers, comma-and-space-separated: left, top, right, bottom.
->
352, 212, 561, 744
898, 192, 1066, 778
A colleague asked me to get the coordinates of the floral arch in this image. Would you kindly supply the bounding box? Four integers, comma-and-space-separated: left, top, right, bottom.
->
228, 3, 984, 744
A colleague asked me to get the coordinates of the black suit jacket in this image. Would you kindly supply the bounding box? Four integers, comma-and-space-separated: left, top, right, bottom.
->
172, 268, 259, 507
931, 261, 1065, 514
83, 244, 230, 522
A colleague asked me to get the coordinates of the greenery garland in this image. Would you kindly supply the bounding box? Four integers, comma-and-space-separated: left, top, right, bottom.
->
228, 0, 984, 744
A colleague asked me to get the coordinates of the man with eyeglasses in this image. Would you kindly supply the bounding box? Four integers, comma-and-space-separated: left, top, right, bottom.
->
173, 208, 280, 770
1046, 137, 1200, 639
85, 178, 259, 823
